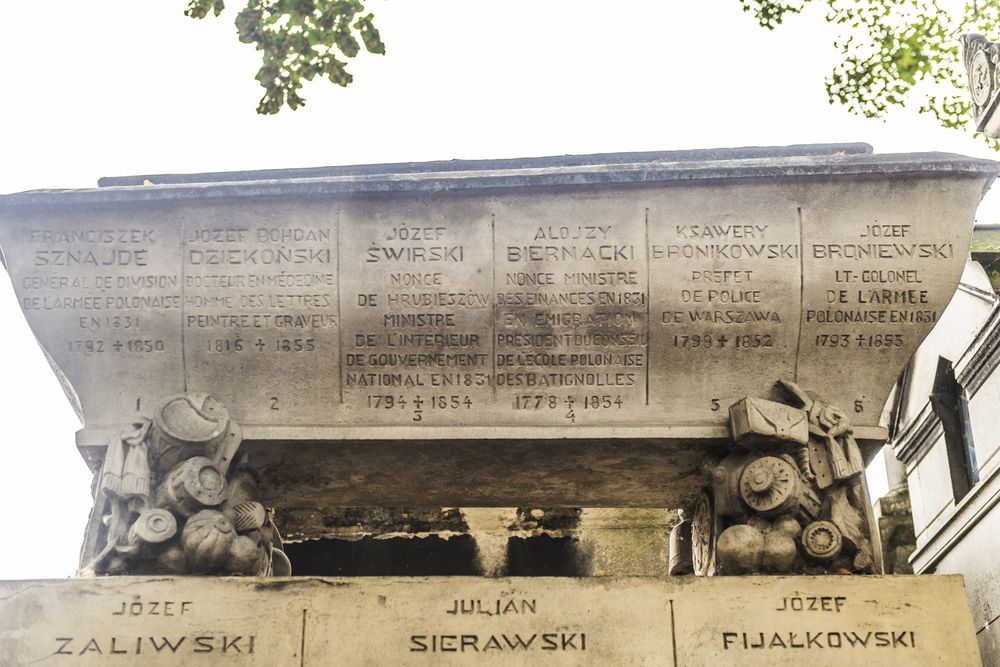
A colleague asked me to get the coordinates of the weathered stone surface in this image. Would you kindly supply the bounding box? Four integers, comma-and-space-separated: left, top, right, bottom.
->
244, 435, 733, 508
0, 149, 989, 442
275, 507, 469, 542
0, 147, 994, 508
0, 575, 981, 665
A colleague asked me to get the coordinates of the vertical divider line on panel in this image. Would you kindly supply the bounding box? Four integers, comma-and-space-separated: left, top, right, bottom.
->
299, 607, 307, 667
645, 206, 651, 406
336, 208, 343, 406
180, 216, 188, 393
668, 597, 678, 666
491, 212, 497, 403
794, 206, 805, 382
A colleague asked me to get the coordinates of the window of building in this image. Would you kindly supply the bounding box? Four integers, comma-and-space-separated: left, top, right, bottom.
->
929, 357, 979, 503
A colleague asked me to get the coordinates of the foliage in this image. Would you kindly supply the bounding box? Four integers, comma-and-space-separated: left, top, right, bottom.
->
739, 0, 1000, 143
185, 0, 384, 114
183, 0, 994, 133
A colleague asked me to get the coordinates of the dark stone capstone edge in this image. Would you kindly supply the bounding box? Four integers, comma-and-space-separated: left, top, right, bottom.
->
3, 147, 999, 209
95, 144, 877, 187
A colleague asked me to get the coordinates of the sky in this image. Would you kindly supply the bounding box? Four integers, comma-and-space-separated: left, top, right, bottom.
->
0, 0, 994, 578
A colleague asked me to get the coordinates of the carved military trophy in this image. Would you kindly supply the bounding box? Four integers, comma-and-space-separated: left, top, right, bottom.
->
80, 393, 290, 577
671, 381, 876, 577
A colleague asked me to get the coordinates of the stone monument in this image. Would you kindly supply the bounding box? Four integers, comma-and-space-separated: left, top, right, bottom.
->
0, 144, 993, 664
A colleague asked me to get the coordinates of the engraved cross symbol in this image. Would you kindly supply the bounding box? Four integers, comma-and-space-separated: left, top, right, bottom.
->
254, 339, 266, 351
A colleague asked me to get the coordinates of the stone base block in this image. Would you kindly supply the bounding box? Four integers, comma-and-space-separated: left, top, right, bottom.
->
0, 575, 980, 665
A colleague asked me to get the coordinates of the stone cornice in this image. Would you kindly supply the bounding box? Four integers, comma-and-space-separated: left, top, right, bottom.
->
1, 150, 997, 209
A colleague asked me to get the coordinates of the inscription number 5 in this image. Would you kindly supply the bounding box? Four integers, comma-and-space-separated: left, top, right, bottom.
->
854, 400, 863, 413
710, 398, 721, 411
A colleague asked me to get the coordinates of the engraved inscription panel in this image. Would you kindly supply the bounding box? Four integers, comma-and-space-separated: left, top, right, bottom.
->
0, 176, 981, 436
491, 193, 649, 426
0, 576, 982, 665
0, 579, 302, 665
339, 196, 493, 425
647, 184, 801, 421
796, 179, 972, 417
181, 201, 342, 424
2, 207, 183, 425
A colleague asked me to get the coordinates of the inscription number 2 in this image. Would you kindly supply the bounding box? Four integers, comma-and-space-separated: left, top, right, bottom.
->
270, 397, 279, 411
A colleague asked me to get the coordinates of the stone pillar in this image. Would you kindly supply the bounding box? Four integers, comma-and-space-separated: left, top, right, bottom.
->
874, 447, 916, 574
883, 444, 908, 493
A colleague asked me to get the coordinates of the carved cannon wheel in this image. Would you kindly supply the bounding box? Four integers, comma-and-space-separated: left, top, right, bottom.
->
691, 489, 719, 576
738, 455, 800, 518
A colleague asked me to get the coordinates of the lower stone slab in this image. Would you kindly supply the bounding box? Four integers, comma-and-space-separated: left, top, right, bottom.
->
0, 575, 981, 666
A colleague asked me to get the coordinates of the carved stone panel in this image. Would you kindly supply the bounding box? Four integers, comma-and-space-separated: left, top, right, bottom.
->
0, 149, 992, 449
0, 575, 982, 665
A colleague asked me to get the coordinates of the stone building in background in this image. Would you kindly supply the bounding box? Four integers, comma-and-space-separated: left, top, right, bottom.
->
883, 232, 1000, 660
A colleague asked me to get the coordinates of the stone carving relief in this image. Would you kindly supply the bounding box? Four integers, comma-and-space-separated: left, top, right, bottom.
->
79, 394, 290, 577
962, 33, 1000, 135
671, 380, 877, 576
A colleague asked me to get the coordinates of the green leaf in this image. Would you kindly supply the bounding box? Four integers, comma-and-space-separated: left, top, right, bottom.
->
356, 14, 385, 54
185, 0, 224, 19
186, 0, 384, 113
